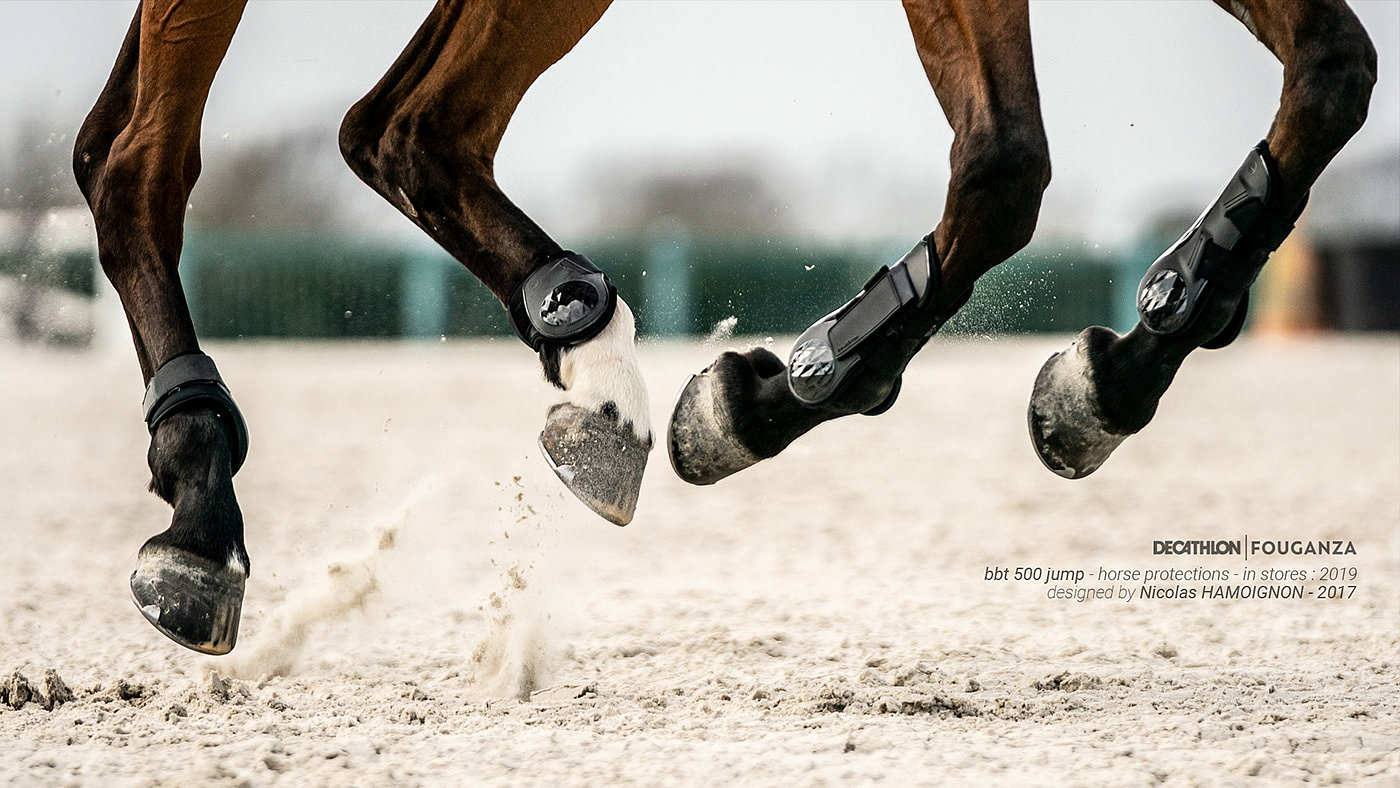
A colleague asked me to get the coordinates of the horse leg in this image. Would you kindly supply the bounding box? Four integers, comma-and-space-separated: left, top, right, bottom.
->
338, 0, 647, 524
668, 0, 1050, 484
1028, 0, 1376, 478
74, 0, 252, 653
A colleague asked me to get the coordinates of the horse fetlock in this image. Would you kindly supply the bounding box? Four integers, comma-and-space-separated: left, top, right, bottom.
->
147, 407, 237, 497
669, 237, 965, 485
552, 297, 652, 446
787, 236, 962, 414
144, 406, 248, 568
144, 352, 249, 475
534, 298, 652, 524
1193, 290, 1251, 350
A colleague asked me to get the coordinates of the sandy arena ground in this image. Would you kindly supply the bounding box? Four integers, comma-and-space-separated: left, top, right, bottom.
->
1, 335, 1396, 785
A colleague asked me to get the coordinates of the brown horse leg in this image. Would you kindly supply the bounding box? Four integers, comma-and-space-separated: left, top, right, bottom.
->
1028, 0, 1376, 478
340, 1, 650, 524
905, 0, 1052, 309
340, 0, 610, 296
75, 0, 252, 653
667, 0, 1050, 484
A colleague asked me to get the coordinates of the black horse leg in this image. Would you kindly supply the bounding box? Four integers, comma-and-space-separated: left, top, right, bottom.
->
1028, 0, 1376, 478
75, 0, 253, 654
668, 0, 1050, 484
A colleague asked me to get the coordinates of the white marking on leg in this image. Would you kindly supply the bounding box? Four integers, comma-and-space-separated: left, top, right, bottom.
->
227, 552, 250, 577
397, 187, 419, 219
556, 297, 652, 444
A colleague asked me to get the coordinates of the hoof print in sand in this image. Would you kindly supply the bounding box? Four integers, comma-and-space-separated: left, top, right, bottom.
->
812, 684, 982, 718
1033, 672, 1105, 692
530, 683, 597, 706
202, 671, 258, 705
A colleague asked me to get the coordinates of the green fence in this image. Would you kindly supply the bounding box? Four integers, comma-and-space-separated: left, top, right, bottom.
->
0, 246, 96, 296
178, 229, 1123, 339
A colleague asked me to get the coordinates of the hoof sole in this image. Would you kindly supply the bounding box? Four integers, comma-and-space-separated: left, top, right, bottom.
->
539, 403, 650, 526
667, 371, 762, 486
1028, 334, 1128, 479
130, 545, 244, 655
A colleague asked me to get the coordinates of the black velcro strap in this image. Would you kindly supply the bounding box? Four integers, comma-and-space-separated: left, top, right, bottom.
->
1250, 207, 1298, 253
828, 266, 913, 358
1247, 142, 1307, 254
142, 353, 249, 475
1197, 242, 1263, 294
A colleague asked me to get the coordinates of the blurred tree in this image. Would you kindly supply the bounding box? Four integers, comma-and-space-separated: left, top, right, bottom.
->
0, 116, 85, 212
188, 126, 348, 230
586, 157, 793, 236
0, 116, 93, 342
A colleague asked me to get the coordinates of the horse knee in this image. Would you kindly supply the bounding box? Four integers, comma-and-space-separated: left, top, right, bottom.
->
338, 98, 431, 190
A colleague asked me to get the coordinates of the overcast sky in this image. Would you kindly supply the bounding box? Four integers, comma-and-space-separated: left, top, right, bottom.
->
2, 0, 1397, 247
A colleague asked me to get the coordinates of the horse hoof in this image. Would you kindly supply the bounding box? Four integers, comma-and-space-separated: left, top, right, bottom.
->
130, 544, 244, 655
539, 403, 651, 526
1027, 332, 1129, 479
667, 370, 763, 486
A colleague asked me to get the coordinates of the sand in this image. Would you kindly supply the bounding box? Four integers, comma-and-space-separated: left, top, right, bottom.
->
1, 335, 1396, 785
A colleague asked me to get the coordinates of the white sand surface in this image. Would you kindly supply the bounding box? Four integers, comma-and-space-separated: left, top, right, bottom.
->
1, 335, 1396, 785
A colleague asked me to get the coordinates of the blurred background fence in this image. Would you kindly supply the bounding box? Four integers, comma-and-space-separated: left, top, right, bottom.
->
0, 120, 1394, 346
172, 229, 1125, 341
2, 218, 1395, 346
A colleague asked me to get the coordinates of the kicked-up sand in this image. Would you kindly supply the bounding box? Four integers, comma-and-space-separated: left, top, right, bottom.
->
0, 335, 1396, 785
